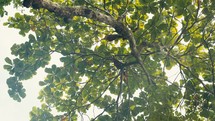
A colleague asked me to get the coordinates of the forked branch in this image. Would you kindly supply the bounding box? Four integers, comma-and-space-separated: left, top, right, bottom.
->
23, 0, 153, 84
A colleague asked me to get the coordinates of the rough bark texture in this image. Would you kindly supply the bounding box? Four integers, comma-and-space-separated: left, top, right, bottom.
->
22, 0, 154, 84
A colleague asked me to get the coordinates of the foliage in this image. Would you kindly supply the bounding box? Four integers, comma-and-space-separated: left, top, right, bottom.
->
0, 0, 11, 17
0, 0, 23, 17
2, 0, 215, 120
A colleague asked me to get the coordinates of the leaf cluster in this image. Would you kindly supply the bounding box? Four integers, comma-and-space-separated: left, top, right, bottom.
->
2, 0, 215, 120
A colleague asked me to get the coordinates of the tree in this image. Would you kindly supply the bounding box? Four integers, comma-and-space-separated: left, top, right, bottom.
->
2, 0, 215, 120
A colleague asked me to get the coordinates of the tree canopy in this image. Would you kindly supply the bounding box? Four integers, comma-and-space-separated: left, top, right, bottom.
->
2, 0, 215, 120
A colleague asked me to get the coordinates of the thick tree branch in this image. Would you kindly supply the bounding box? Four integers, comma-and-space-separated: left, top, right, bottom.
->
23, 0, 137, 52
23, 0, 153, 84
23, 0, 118, 26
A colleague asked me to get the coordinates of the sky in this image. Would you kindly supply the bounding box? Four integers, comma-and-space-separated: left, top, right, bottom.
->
0, 5, 67, 121
0, 4, 182, 121
0, 6, 44, 121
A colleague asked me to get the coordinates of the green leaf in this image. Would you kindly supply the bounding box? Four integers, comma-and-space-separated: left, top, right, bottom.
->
19, 89, 26, 98
14, 12, 21, 18
75, 48, 80, 53
39, 81, 46, 86
28, 34, 36, 42
6, 77, 17, 85
45, 68, 52, 73
14, 94, 21, 102
3, 65, 12, 70
5, 57, 12, 64
4, 0, 215, 120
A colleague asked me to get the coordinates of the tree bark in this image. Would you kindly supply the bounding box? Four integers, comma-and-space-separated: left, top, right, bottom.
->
22, 0, 155, 84
23, 0, 137, 54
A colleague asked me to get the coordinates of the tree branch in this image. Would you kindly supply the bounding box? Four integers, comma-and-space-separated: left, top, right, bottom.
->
169, 54, 214, 95
23, 0, 152, 84
23, 0, 116, 25
116, 70, 123, 120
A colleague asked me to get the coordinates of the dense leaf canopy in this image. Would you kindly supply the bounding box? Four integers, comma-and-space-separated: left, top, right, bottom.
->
2, 0, 215, 120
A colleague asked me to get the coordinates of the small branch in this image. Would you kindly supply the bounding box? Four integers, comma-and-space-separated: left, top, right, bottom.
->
77, 72, 120, 109
91, 103, 113, 121
25, 0, 116, 26
175, 97, 184, 112
84, 0, 112, 16
168, 14, 200, 54
195, 0, 201, 20
139, 59, 156, 85
24, 1, 145, 78
103, 34, 124, 41
116, 70, 123, 120
169, 54, 214, 95
126, 78, 132, 120
202, 29, 215, 94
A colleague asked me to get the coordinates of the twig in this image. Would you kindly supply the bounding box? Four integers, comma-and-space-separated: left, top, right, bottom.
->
169, 54, 214, 95
91, 103, 113, 121
84, 0, 112, 16
116, 70, 123, 120
202, 29, 215, 94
